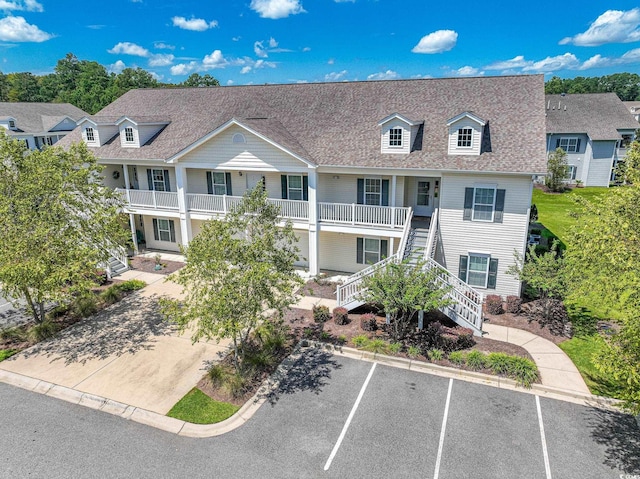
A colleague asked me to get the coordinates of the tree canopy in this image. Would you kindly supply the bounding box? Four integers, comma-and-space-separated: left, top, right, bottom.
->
0, 133, 129, 323
544, 73, 640, 101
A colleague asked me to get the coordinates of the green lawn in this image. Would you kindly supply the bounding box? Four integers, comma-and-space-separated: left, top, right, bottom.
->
167, 388, 239, 424
0, 349, 17, 362
558, 335, 625, 399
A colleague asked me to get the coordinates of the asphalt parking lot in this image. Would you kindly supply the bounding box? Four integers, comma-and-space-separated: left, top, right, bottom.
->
0, 293, 30, 328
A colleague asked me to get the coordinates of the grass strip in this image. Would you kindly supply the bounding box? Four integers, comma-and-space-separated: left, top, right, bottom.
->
167, 388, 239, 424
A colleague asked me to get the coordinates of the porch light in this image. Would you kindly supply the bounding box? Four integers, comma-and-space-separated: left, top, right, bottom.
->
238, 171, 243, 176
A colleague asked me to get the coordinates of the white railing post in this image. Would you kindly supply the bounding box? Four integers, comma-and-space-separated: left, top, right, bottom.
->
223, 194, 228, 214
351, 203, 355, 225
152, 190, 157, 209
391, 207, 397, 228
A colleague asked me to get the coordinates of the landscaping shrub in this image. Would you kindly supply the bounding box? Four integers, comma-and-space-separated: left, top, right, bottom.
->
303, 328, 314, 339
255, 319, 289, 353
505, 295, 522, 314
0, 349, 17, 362
389, 342, 402, 354
337, 335, 347, 344
208, 364, 227, 387
486, 352, 511, 375
223, 373, 250, 399
333, 307, 349, 325
360, 313, 377, 332
28, 320, 60, 342
534, 244, 550, 255
411, 322, 475, 354
352, 334, 370, 348
244, 348, 275, 371
0, 326, 27, 342
407, 345, 421, 359
465, 350, 487, 370
93, 269, 108, 286
312, 305, 331, 323
116, 279, 146, 292
47, 303, 69, 320
485, 295, 504, 315
524, 298, 572, 337
363, 338, 390, 354
448, 351, 466, 365
320, 331, 331, 340
100, 285, 122, 305
506, 356, 539, 388
72, 295, 98, 318
530, 228, 542, 235
428, 348, 444, 360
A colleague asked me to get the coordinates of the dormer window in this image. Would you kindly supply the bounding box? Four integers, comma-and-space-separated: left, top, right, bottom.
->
232, 133, 246, 144
85, 127, 95, 142
8, 120, 15, 129
389, 128, 402, 147
457, 128, 473, 148
124, 127, 135, 143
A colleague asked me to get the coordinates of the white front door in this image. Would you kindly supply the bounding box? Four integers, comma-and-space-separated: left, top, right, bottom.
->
414, 178, 433, 217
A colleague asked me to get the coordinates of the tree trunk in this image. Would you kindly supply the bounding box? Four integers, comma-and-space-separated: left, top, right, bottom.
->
232, 336, 240, 374
22, 287, 44, 323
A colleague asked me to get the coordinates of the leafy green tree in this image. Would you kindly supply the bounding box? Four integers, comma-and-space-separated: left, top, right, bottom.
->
180, 73, 220, 87
546, 147, 569, 192
359, 260, 452, 341
0, 133, 128, 323
161, 184, 302, 374
7, 72, 41, 102
37, 73, 60, 102
0, 72, 9, 101
113, 67, 158, 95
565, 141, 640, 413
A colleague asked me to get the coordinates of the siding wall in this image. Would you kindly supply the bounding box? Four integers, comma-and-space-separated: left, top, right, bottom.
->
317, 173, 405, 205
448, 118, 482, 155
318, 231, 398, 273
102, 165, 126, 189
587, 141, 615, 187
438, 173, 531, 297
180, 124, 308, 172
143, 215, 182, 252
380, 119, 411, 154
137, 124, 162, 147
186, 168, 295, 198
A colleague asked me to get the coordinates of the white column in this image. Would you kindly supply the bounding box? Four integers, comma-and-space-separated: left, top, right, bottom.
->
129, 213, 138, 254
122, 164, 130, 190
390, 237, 395, 256
307, 168, 319, 275
391, 175, 397, 207
175, 165, 192, 247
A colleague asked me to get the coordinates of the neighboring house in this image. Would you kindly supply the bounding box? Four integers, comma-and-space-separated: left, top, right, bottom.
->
59, 75, 546, 334
622, 101, 640, 123
546, 93, 638, 186
0, 102, 88, 150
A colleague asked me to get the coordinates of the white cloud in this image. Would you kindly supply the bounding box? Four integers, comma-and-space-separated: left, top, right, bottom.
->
522, 53, 580, 72
334, 0, 355, 2
148, 53, 174, 67
0, 0, 43, 12
484, 55, 529, 70
367, 70, 399, 81
108, 60, 126, 74
108, 42, 150, 57
0, 16, 51, 42
250, 0, 305, 19
560, 8, 640, 46
327, 58, 334, 65
171, 16, 218, 32
302, 46, 311, 52
227, 80, 234, 85
87, 24, 105, 30
170, 61, 198, 76
154, 42, 175, 50
324, 70, 347, 81
412, 30, 457, 54
254, 40, 267, 58
241, 66, 252, 74
578, 48, 640, 70
455, 66, 481, 76
232, 36, 241, 41
202, 49, 227, 68
268, 37, 278, 48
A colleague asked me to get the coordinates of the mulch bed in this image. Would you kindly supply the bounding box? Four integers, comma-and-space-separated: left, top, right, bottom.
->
297, 279, 338, 299
128, 256, 184, 275
484, 309, 568, 345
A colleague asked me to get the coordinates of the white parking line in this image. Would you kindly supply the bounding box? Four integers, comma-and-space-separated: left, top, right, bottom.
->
536, 395, 552, 479
324, 362, 376, 471
433, 378, 453, 479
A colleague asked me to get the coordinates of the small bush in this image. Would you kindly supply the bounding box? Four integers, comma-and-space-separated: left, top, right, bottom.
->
255, 319, 289, 353
47, 303, 69, 320
208, 364, 227, 387
506, 356, 539, 388
0, 327, 27, 342
337, 335, 347, 344
363, 338, 390, 354
360, 313, 377, 332
303, 328, 314, 339
0, 349, 17, 361
389, 342, 402, 354
28, 320, 60, 342
530, 228, 542, 235
223, 373, 250, 399
352, 334, 370, 348
101, 285, 122, 305
333, 307, 349, 325
534, 244, 549, 256
72, 295, 98, 318
486, 352, 511, 375
428, 348, 444, 360
505, 295, 522, 314
485, 295, 504, 315
465, 350, 487, 370
407, 345, 421, 359
312, 305, 331, 323
320, 331, 331, 340
116, 279, 146, 292
93, 269, 108, 286
448, 351, 466, 365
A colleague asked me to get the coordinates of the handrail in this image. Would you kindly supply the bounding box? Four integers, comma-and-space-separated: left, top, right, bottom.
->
424, 208, 439, 260
396, 208, 414, 260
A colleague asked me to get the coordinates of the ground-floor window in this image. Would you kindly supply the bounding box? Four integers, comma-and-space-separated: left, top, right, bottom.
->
459, 253, 498, 289
566, 165, 577, 181
356, 237, 388, 265
153, 218, 176, 243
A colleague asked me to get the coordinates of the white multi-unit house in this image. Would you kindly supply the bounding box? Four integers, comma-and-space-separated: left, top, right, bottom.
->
59, 75, 547, 334
0, 102, 88, 150
546, 93, 639, 186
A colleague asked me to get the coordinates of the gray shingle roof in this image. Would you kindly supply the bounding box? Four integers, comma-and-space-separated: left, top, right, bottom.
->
0, 102, 88, 134
546, 93, 639, 140
61, 75, 547, 174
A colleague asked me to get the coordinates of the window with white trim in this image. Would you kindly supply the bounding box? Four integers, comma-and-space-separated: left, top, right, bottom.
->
417, 181, 430, 206
124, 127, 135, 143
44, 137, 53, 146
232, 133, 246, 144
85, 127, 95, 142
364, 178, 382, 206
287, 175, 303, 200
8, 120, 15, 129
211, 172, 227, 195
558, 137, 579, 153
152, 169, 166, 192
467, 254, 489, 287
473, 187, 496, 221
457, 127, 473, 147
566, 165, 577, 181
389, 128, 402, 147
156, 219, 173, 242
356, 237, 388, 265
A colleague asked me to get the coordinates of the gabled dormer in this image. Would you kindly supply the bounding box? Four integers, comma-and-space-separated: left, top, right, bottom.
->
0, 117, 17, 131
378, 113, 422, 155
447, 111, 486, 156
115, 116, 170, 148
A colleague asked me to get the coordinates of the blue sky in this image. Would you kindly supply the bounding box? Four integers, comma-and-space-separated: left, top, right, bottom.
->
0, 0, 639, 85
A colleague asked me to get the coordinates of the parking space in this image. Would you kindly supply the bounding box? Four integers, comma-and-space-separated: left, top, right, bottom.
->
234, 349, 638, 478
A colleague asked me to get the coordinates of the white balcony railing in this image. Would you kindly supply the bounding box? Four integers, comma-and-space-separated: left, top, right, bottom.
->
116, 188, 179, 210
318, 203, 410, 228
186, 193, 309, 221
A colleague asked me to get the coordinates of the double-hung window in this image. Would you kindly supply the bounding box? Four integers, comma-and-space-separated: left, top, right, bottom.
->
473, 187, 496, 221
287, 175, 303, 200
558, 137, 579, 153
211, 172, 227, 195
364, 178, 382, 206
459, 253, 498, 289
124, 127, 135, 143
8, 120, 15, 129
152, 169, 166, 192
566, 165, 577, 181
356, 237, 388, 265
457, 127, 473, 147
389, 128, 402, 147
85, 127, 95, 142
153, 218, 176, 243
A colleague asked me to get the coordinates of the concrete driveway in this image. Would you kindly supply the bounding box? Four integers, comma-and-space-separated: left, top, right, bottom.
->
0, 271, 228, 414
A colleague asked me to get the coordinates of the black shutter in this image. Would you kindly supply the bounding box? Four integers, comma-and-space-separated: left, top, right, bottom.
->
169, 220, 176, 243
494, 189, 506, 223
163, 170, 170, 192
206, 171, 213, 195
576, 139, 581, 152
281, 175, 288, 199
152, 218, 159, 241
261, 176, 266, 191
463, 188, 474, 221
357, 179, 364, 204
356, 238, 364, 264
458, 255, 468, 282
147, 169, 153, 191
381, 179, 389, 206
380, 239, 388, 259
556, 139, 560, 149
302, 176, 308, 201
225, 172, 232, 196
487, 258, 498, 289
